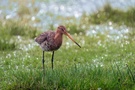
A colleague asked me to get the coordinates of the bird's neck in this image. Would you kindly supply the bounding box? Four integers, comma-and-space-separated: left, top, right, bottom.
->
54, 31, 63, 48
54, 30, 63, 40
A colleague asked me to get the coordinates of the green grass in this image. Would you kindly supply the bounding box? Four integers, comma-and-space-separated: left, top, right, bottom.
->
0, 33, 135, 89
0, 20, 38, 50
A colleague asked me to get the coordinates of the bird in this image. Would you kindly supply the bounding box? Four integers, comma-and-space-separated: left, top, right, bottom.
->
35, 25, 81, 72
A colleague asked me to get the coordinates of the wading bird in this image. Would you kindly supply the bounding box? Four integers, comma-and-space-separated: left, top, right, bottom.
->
35, 25, 81, 72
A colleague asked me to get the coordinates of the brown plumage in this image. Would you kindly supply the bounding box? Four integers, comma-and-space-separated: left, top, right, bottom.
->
35, 25, 81, 72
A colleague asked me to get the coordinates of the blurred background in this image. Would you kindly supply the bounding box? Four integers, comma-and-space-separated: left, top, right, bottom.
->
0, 0, 135, 29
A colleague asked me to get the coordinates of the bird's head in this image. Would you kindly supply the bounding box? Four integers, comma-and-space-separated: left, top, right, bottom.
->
56, 25, 81, 48
57, 25, 67, 34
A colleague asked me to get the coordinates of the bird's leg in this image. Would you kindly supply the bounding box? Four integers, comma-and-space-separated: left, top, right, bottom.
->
42, 51, 45, 74
51, 51, 54, 70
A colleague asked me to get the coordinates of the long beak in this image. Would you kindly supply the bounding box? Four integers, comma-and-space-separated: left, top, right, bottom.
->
64, 32, 81, 48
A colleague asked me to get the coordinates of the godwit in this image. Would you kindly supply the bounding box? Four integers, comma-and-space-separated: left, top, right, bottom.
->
35, 25, 81, 72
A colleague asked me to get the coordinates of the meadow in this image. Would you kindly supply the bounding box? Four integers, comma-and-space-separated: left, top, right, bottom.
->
0, 2, 135, 90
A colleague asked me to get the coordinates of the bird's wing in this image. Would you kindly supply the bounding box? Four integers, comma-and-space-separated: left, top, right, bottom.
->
35, 32, 48, 44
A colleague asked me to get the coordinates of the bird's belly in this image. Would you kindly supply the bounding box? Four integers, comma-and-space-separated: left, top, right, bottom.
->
40, 41, 62, 51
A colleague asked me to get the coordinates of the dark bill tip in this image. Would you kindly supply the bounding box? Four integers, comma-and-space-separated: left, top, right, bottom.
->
75, 42, 81, 48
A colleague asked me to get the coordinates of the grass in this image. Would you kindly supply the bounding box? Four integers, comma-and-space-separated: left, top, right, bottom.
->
0, 20, 38, 50
0, 33, 135, 89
